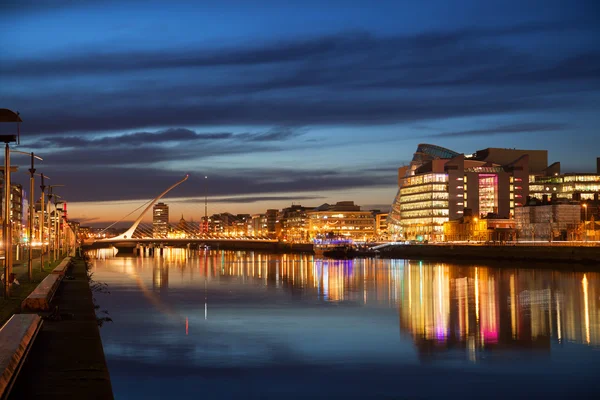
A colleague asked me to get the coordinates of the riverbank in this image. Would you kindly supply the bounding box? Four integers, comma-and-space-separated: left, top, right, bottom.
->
8, 255, 114, 399
376, 244, 600, 265
0, 255, 61, 326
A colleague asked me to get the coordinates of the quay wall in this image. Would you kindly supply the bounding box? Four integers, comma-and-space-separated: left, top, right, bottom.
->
378, 244, 600, 265
84, 241, 313, 254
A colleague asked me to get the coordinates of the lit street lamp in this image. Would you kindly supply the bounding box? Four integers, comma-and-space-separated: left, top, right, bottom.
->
38, 173, 50, 271
47, 185, 65, 262
583, 203, 588, 242
204, 175, 208, 234
11, 150, 43, 281
0, 108, 21, 299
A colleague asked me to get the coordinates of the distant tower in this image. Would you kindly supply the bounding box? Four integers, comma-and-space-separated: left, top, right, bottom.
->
153, 202, 169, 238
178, 214, 188, 233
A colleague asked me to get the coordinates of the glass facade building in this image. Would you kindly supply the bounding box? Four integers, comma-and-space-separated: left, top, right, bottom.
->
389, 144, 534, 241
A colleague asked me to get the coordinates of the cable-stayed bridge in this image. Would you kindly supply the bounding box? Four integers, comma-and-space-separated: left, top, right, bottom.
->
84, 175, 310, 253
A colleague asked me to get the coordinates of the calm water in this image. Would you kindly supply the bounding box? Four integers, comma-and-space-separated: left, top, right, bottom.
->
89, 249, 600, 399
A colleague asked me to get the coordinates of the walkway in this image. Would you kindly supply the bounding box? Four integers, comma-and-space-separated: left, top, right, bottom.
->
8, 256, 114, 399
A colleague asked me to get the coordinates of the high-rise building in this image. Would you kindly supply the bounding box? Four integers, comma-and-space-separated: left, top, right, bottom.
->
152, 202, 169, 238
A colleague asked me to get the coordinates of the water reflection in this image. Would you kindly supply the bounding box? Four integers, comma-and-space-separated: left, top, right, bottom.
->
400, 264, 600, 363
91, 248, 600, 354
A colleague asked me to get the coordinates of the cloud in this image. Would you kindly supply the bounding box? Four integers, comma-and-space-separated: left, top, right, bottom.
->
12, 165, 393, 203
16, 127, 306, 167
1, 21, 588, 77
428, 122, 570, 138
32, 127, 301, 149
173, 195, 325, 204
4, 23, 599, 136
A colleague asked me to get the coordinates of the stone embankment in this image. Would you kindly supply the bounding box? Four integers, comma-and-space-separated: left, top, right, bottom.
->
378, 244, 600, 265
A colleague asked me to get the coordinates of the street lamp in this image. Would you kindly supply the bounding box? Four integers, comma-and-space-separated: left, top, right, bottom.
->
0, 108, 21, 299
47, 185, 65, 262
11, 150, 43, 281
54, 200, 65, 258
583, 203, 588, 242
204, 175, 208, 234
38, 173, 50, 271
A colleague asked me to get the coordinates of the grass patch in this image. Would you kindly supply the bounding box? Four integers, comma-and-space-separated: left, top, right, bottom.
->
0, 257, 67, 327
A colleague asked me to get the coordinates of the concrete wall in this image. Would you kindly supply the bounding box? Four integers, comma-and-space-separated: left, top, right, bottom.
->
379, 244, 600, 264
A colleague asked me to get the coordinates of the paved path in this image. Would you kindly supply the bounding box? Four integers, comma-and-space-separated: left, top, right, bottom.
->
8, 257, 114, 399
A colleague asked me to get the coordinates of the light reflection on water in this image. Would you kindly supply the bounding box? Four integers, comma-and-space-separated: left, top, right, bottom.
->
90, 248, 600, 399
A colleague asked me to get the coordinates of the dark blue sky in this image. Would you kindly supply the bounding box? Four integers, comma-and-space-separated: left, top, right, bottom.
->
2, 0, 599, 224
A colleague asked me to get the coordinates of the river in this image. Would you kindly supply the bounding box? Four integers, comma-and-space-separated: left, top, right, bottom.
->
89, 248, 600, 399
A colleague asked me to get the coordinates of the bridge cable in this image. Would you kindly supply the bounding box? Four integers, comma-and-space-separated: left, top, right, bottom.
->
98, 198, 153, 235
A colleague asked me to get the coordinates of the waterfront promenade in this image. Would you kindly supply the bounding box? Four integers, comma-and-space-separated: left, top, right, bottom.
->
7, 256, 113, 400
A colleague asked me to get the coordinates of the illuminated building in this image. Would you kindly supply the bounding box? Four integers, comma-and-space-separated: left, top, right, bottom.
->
209, 213, 250, 235
152, 202, 169, 238
389, 144, 540, 241
0, 182, 24, 243
266, 209, 278, 237
308, 201, 375, 240
279, 204, 313, 242
529, 174, 600, 204
250, 213, 267, 236
443, 216, 516, 242
375, 212, 389, 240
526, 159, 600, 239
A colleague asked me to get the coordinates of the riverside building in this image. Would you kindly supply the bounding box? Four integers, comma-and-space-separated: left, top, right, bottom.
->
307, 201, 375, 241
388, 144, 546, 241
529, 159, 600, 203
389, 145, 600, 242
152, 202, 169, 238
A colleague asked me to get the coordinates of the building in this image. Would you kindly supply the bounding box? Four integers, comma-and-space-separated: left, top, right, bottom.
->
515, 202, 581, 241
0, 182, 24, 243
265, 209, 279, 237
443, 215, 516, 242
250, 214, 267, 236
307, 201, 375, 241
279, 205, 313, 242
389, 144, 537, 241
374, 212, 389, 240
152, 202, 169, 238
529, 170, 600, 204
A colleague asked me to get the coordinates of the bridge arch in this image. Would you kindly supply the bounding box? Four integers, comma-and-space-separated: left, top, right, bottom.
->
109, 175, 189, 241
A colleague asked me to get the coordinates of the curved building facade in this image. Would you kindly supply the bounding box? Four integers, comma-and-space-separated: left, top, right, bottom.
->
388, 144, 536, 241
388, 144, 460, 239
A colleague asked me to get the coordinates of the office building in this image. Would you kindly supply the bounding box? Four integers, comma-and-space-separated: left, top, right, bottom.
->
152, 202, 169, 238
515, 203, 581, 241
389, 144, 537, 241
307, 201, 375, 240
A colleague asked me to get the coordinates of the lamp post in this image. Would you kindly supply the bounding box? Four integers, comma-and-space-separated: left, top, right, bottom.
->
39, 173, 49, 270
583, 203, 588, 242
53, 198, 65, 260
0, 108, 21, 299
204, 175, 208, 234
11, 150, 43, 281
47, 185, 65, 262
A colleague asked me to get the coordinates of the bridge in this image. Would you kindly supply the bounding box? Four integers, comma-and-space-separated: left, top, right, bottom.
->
84, 175, 312, 254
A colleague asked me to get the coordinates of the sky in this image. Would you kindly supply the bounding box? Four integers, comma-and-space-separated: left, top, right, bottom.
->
1, 0, 599, 227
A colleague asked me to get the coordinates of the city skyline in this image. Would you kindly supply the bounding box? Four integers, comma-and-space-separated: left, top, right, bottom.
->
2, 0, 599, 226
